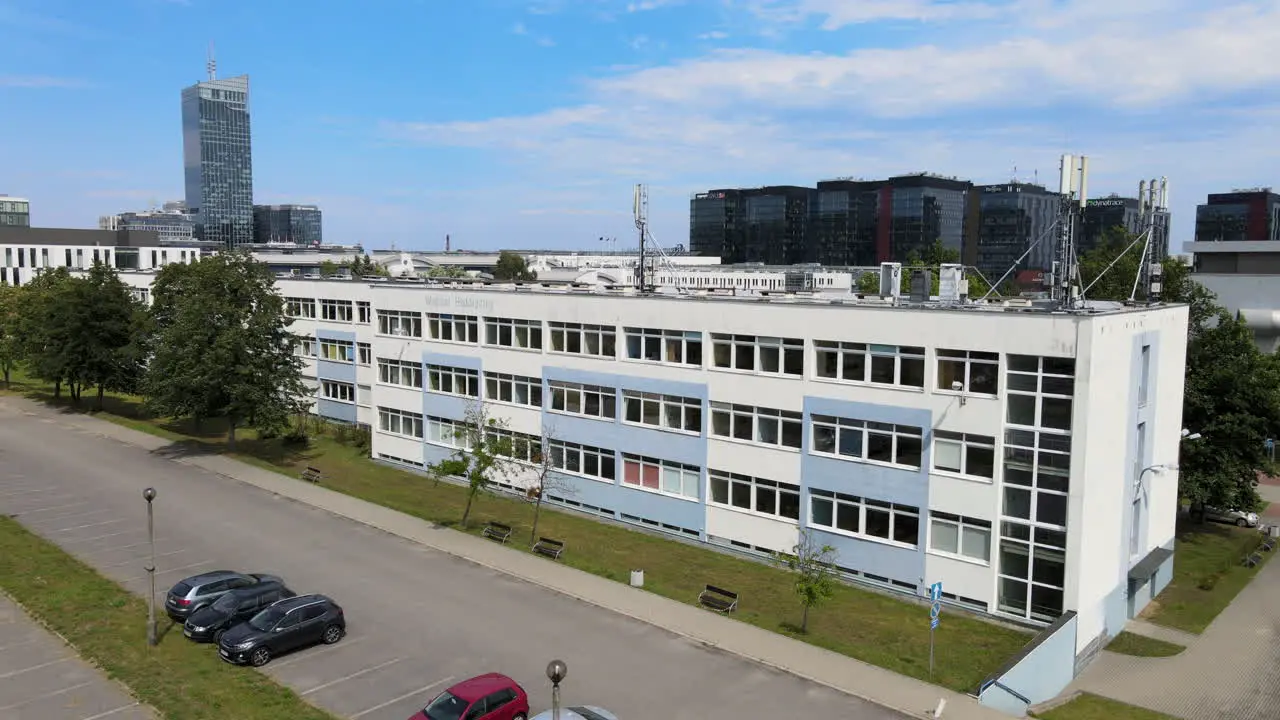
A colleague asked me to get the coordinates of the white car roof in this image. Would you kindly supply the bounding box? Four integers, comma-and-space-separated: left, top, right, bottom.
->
529, 706, 617, 720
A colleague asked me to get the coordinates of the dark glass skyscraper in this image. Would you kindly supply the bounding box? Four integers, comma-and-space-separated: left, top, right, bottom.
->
182, 74, 253, 248
253, 204, 323, 246
974, 183, 1059, 280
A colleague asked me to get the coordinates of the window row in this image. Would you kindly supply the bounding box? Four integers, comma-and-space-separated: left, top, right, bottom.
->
549, 322, 616, 358
378, 309, 422, 338
712, 334, 803, 376
427, 364, 479, 397
485, 317, 542, 350
429, 313, 479, 343
377, 407, 424, 439
320, 299, 353, 323
709, 470, 800, 521
485, 372, 543, 407
319, 339, 354, 363
622, 454, 700, 500
811, 415, 923, 469
379, 358, 423, 389
814, 342, 925, 388
710, 402, 802, 449
809, 490, 920, 547
624, 327, 702, 366
624, 391, 701, 433
286, 297, 316, 319
320, 380, 355, 403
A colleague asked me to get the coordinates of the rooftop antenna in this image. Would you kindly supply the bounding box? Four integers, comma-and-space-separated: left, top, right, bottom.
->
206, 42, 217, 81
1051, 154, 1086, 308
634, 184, 648, 290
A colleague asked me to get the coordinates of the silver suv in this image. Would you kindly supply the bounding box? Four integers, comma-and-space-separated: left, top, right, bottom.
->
164, 570, 283, 622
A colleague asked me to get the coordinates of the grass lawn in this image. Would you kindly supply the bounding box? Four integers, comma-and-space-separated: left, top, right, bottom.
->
1103, 631, 1184, 657
1, 376, 1030, 693
1142, 519, 1273, 634
1033, 693, 1177, 720
0, 515, 336, 720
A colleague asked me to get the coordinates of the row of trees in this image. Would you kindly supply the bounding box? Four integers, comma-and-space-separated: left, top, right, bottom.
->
317, 251, 538, 282
0, 254, 308, 448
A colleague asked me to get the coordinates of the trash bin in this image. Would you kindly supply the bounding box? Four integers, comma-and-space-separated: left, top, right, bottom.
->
630, 569, 644, 588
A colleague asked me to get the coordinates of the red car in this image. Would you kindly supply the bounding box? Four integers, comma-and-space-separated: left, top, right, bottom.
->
409, 673, 530, 720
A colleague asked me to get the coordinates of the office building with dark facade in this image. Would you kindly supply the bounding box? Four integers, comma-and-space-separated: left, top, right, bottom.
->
0, 196, 30, 227
253, 204, 323, 246
973, 183, 1059, 283
182, 74, 254, 248
692, 175, 979, 267
1079, 196, 1170, 266
1194, 189, 1280, 244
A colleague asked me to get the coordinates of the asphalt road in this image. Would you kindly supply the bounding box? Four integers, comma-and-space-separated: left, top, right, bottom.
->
0, 407, 908, 720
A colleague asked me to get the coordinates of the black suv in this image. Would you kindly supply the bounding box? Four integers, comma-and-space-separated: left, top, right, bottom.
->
183, 579, 296, 643
218, 594, 346, 667
164, 570, 283, 622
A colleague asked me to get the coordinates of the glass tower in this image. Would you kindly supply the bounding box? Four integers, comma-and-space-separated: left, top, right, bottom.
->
181, 74, 253, 248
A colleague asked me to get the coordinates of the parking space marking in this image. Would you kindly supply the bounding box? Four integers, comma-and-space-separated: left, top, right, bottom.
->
0, 656, 70, 679
349, 676, 455, 719
0, 486, 62, 498
121, 559, 213, 583
0, 681, 94, 712
0, 637, 38, 653
51, 518, 129, 533
80, 703, 141, 720
30, 507, 114, 524
102, 548, 187, 569
265, 636, 369, 671
66, 530, 151, 546
11, 500, 91, 515
299, 657, 404, 696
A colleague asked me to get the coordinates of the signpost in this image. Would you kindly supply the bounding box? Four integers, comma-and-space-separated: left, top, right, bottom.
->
1266, 438, 1275, 462
928, 582, 942, 681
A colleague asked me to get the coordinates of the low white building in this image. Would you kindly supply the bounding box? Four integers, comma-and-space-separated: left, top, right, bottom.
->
0, 226, 206, 290
1186, 239, 1280, 350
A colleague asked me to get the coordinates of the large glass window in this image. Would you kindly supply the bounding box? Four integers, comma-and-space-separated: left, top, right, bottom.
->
549, 322, 617, 358
623, 392, 701, 433
622, 454, 700, 499
708, 470, 800, 521
377, 309, 423, 338
319, 299, 353, 322
928, 512, 992, 562
484, 372, 543, 408
377, 407, 424, 438
936, 349, 1000, 395
932, 430, 996, 480
485, 317, 543, 350
378, 358, 424, 389
810, 415, 923, 468
711, 334, 803, 376
427, 365, 479, 397
814, 341, 924, 388
428, 313, 479, 344
548, 440, 615, 481
624, 328, 703, 366
549, 382, 616, 419
710, 403, 802, 449
808, 490, 919, 547
285, 297, 316, 319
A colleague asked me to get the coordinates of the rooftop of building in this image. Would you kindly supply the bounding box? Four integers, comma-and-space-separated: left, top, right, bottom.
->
0, 225, 209, 248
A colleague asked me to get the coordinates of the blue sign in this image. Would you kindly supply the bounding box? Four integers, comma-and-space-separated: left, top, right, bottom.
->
1266, 438, 1275, 450
930, 603, 941, 619
931, 617, 939, 630
930, 581, 943, 603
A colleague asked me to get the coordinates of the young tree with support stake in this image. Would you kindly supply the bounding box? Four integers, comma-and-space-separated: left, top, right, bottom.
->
773, 530, 839, 634
524, 423, 574, 544
429, 401, 516, 528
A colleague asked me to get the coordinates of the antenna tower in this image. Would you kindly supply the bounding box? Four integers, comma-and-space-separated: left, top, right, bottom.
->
1131, 177, 1169, 303
631, 183, 680, 291
1051, 154, 1088, 308
206, 42, 217, 81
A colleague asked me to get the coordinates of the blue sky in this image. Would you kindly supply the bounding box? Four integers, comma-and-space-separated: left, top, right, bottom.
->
1, 0, 1278, 252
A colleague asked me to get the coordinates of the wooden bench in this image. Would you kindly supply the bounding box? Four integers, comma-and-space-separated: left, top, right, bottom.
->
482, 522, 513, 544
532, 537, 565, 560
697, 584, 739, 614
300, 466, 323, 483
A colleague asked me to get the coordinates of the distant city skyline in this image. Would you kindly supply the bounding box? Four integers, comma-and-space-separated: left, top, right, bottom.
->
1, 0, 1277, 251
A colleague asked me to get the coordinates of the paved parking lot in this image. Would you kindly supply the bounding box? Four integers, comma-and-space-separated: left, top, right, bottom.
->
0, 594, 153, 720
0, 406, 907, 720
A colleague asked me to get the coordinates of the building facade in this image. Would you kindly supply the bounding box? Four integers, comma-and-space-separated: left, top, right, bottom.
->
0, 227, 205, 290
1194, 189, 1280, 245
690, 186, 812, 265
253, 204, 323, 246
1081, 196, 1171, 265
974, 183, 1059, 282
0, 196, 30, 227
182, 74, 254, 248
100, 210, 197, 243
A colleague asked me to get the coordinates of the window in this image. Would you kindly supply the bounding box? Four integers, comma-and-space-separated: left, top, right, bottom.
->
549, 440, 616, 481
321, 380, 355, 403
487, 427, 542, 463
936, 349, 1000, 395
810, 415, 923, 468
997, 521, 1067, 623
294, 336, 316, 358
286, 297, 316, 319
65, 248, 71, 266
929, 512, 992, 562
809, 489, 920, 546
711, 334, 803, 376
484, 372, 543, 407
622, 454, 700, 499
427, 313, 479, 343
710, 403, 802, 449
320, 299, 353, 322
427, 364, 479, 397
709, 470, 800, 521
319, 339, 354, 363
1006, 355, 1075, 431
1002, 429, 1070, 528
76, 249, 84, 268
485, 317, 543, 350
356, 301, 371, 324
624, 327, 703, 366
932, 430, 996, 480
1139, 344, 1151, 407
623, 391, 702, 434
427, 416, 473, 448
377, 407, 424, 438
378, 358, 424, 389
357, 384, 371, 407
377, 309, 423, 338
549, 382, 616, 419
356, 342, 371, 366
814, 341, 924, 387
548, 322, 616, 358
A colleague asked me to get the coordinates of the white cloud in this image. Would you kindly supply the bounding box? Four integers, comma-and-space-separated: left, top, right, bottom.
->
0, 75, 86, 88
745, 0, 1007, 28
697, 30, 729, 40
627, 0, 682, 11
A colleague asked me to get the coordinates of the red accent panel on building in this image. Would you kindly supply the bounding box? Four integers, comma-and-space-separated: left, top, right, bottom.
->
1249, 195, 1268, 241
876, 186, 893, 262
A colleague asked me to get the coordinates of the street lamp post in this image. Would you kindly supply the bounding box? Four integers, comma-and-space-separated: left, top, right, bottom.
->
546, 659, 567, 720
143, 487, 157, 647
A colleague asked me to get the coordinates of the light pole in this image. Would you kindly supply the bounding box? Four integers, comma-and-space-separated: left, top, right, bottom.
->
143, 487, 157, 647
546, 659, 567, 720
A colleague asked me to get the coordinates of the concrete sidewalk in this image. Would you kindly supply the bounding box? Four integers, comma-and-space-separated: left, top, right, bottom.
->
25, 399, 1008, 720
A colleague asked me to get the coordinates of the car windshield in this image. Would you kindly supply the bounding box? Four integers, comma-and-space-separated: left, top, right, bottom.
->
248, 607, 286, 631
210, 593, 240, 613
423, 692, 469, 720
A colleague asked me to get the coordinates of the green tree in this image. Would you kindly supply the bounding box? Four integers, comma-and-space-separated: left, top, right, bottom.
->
428, 401, 515, 528
144, 252, 308, 449
772, 530, 839, 634
66, 263, 147, 410
424, 265, 467, 279
492, 251, 537, 282
0, 285, 21, 388
344, 254, 387, 278
855, 240, 995, 297
16, 267, 78, 400
318, 260, 339, 278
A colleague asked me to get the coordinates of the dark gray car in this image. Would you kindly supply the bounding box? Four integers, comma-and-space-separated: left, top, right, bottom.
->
164, 570, 283, 622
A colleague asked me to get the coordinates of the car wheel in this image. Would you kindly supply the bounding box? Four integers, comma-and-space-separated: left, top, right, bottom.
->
322, 624, 344, 645
213, 628, 225, 644
250, 647, 271, 667
1238, 518, 1249, 527
513, 714, 526, 720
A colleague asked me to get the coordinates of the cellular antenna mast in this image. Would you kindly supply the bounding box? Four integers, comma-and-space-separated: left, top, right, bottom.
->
634, 184, 647, 291
1052, 154, 1088, 308
206, 42, 217, 81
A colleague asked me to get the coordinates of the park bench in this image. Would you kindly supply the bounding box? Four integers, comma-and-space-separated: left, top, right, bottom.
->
697, 584, 739, 614
300, 466, 323, 484
482, 521, 513, 544
532, 537, 565, 560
